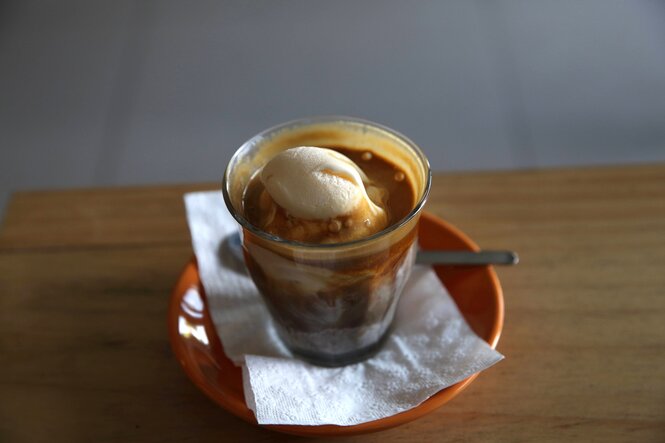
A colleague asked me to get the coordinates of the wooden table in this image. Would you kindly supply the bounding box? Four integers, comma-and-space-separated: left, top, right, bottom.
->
1, 164, 664, 442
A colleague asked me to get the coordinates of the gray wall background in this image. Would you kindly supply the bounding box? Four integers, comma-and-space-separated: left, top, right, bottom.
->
2, 1, 665, 215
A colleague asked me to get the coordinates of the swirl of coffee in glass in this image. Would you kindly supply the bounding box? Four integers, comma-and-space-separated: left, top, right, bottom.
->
223, 117, 431, 366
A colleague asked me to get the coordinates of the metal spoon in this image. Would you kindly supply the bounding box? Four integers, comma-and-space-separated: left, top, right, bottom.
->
226, 232, 518, 266
416, 250, 518, 266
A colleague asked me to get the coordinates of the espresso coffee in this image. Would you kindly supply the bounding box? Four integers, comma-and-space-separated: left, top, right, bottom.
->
223, 117, 430, 366
239, 146, 418, 364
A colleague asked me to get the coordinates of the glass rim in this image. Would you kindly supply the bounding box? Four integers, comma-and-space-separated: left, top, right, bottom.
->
222, 115, 432, 250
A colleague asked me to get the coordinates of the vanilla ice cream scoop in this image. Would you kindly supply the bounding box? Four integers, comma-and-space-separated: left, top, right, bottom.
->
257, 147, 389, 243
261, 147, 383, 220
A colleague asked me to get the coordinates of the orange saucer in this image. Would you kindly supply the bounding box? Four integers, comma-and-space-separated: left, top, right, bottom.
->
168, 212, 504, 437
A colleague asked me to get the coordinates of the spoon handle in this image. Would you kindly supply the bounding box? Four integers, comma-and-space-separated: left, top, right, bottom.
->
416, 250, 519, 266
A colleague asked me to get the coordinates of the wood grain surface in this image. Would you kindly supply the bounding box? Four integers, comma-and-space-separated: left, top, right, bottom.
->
1, 164, 664, 442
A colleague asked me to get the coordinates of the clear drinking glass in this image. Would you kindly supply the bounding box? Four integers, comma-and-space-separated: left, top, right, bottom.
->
223, 116, 431, 366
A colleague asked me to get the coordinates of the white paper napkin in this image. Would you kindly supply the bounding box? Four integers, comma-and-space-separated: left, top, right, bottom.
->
185, 191, 504, 426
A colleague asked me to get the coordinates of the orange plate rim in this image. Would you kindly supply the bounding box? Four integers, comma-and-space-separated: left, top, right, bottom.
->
168, 211, 504, 437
